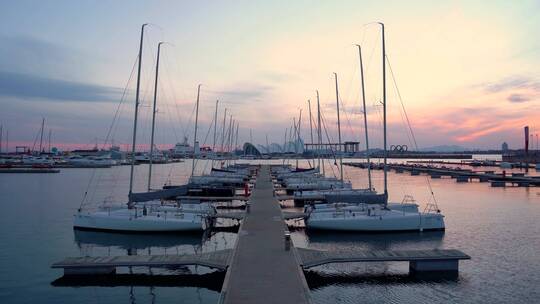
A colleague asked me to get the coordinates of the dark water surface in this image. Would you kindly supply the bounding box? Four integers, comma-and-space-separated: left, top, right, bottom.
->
1, 158, 539, 303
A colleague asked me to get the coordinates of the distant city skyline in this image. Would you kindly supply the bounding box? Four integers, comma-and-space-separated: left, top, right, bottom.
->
0, 0, 539, 151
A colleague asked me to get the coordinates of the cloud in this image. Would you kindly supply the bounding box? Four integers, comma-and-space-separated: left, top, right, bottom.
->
0, 70, 121, 102
481, 76, 540, 93
507, 93, 531, 103
0, 35, 88, 80
205, 83, 274, 102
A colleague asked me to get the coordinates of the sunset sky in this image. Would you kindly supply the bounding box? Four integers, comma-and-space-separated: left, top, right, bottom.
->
0, 0, 539, 151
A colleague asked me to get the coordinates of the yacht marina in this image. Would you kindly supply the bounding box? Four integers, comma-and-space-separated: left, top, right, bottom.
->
1, 2, 540, 303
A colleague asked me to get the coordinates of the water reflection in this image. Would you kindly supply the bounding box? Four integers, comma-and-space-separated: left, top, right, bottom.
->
305, 271, 458, 290
303, 230, 446, 251
74, 229, 204, 256
74, 229, 203, 249
295, 230, 448, 284
51, 272, 225, 292
52, 230, 229, 303
73, 229, 237, 256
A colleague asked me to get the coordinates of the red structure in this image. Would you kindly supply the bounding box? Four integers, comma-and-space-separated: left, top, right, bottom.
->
524, 126, 529, 154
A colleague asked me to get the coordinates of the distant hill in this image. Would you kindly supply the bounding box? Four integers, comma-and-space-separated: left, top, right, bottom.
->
418, 145, 470, 152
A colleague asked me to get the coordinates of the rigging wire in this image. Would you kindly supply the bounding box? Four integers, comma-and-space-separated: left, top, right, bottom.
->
386, 55, 439, 208
79, 55, 139, 209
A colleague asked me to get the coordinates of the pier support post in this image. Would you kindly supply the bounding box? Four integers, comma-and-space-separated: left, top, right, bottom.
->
491, 181, 505, 187
409, 259, 458, 273
456, 176, 469, 183
284, 231, 291, 251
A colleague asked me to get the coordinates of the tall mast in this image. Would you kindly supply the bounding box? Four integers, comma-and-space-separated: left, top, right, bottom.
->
235, 121, 239, 159
39, 117, 45, 153
220, 108, 228, 154
283, 127, 288, 153
293, 117, 298, 168
147, 42, 164, 191
380, 22, 388, 204
212, 100, 219, 167
334, 73, 344, 183
308, 100, 314, 167
357, 45, 372, 190
282, 127, 288, 165
191, 84, 201, 177
48, 129, 51, 153
0, 124, 3, 153
226, 115, 233, 167
128, 23, 148, 207
298, 109, 302, 167
316, 90, 324, 175
213, 100, 219, 153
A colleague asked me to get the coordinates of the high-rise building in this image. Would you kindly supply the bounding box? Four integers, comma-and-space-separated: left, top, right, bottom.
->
501, 142, 509, 152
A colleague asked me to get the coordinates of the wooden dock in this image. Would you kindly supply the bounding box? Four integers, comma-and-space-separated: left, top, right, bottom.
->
297, 248, 470, 272
0, 168, 60, 173
51, 249, 232, 275
176, 195, 250, 201
219, 165, 311, 304
345, 162, 540, 187
51, 164, 471, 300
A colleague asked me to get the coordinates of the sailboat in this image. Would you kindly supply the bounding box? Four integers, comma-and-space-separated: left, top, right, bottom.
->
74, 27, 215, 232
291, 73, 358, 199
305, 23, 445, 232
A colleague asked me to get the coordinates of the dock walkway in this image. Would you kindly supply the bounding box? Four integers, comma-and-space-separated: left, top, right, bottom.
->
51, 249, 231, 275
297, 248, 470, 270
220, 165, 310, 304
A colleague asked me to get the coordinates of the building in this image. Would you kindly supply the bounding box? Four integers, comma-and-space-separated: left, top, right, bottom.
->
243, 142, 262, 157
501, 142, 509, 152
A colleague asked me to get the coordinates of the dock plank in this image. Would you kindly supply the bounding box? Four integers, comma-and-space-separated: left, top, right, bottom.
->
52, 249, 232, 271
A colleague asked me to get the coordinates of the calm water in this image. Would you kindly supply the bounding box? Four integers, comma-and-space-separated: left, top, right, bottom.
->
1, 158, 539, 303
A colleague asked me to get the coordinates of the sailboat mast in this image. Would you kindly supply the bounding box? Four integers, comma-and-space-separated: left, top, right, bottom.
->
39, 117, 45, 153
297, 109, 302, 156
212, 100, 219, 159
191, 84, 201, 177
316, 90, 323, 174
148, 42, 164, 191
317, 90, 325, 175
308, 100, 314, 167
48, 129, 51, 153
128, 23, 147, 207
293, 117, 298, 168
220, 108, 228, 155
380, 22, 388, 203
226, 115, 233, 167
0, 124, 3, 153
357, 45, 372, 190
235, 121, 239, 160
282, 127, 288, 165
334, 73, 344, 183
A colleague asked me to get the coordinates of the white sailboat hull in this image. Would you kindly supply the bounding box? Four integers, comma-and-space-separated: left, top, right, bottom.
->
306, 210, 444, 232
73, 209, 206, 232
308, 202, 419, 214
